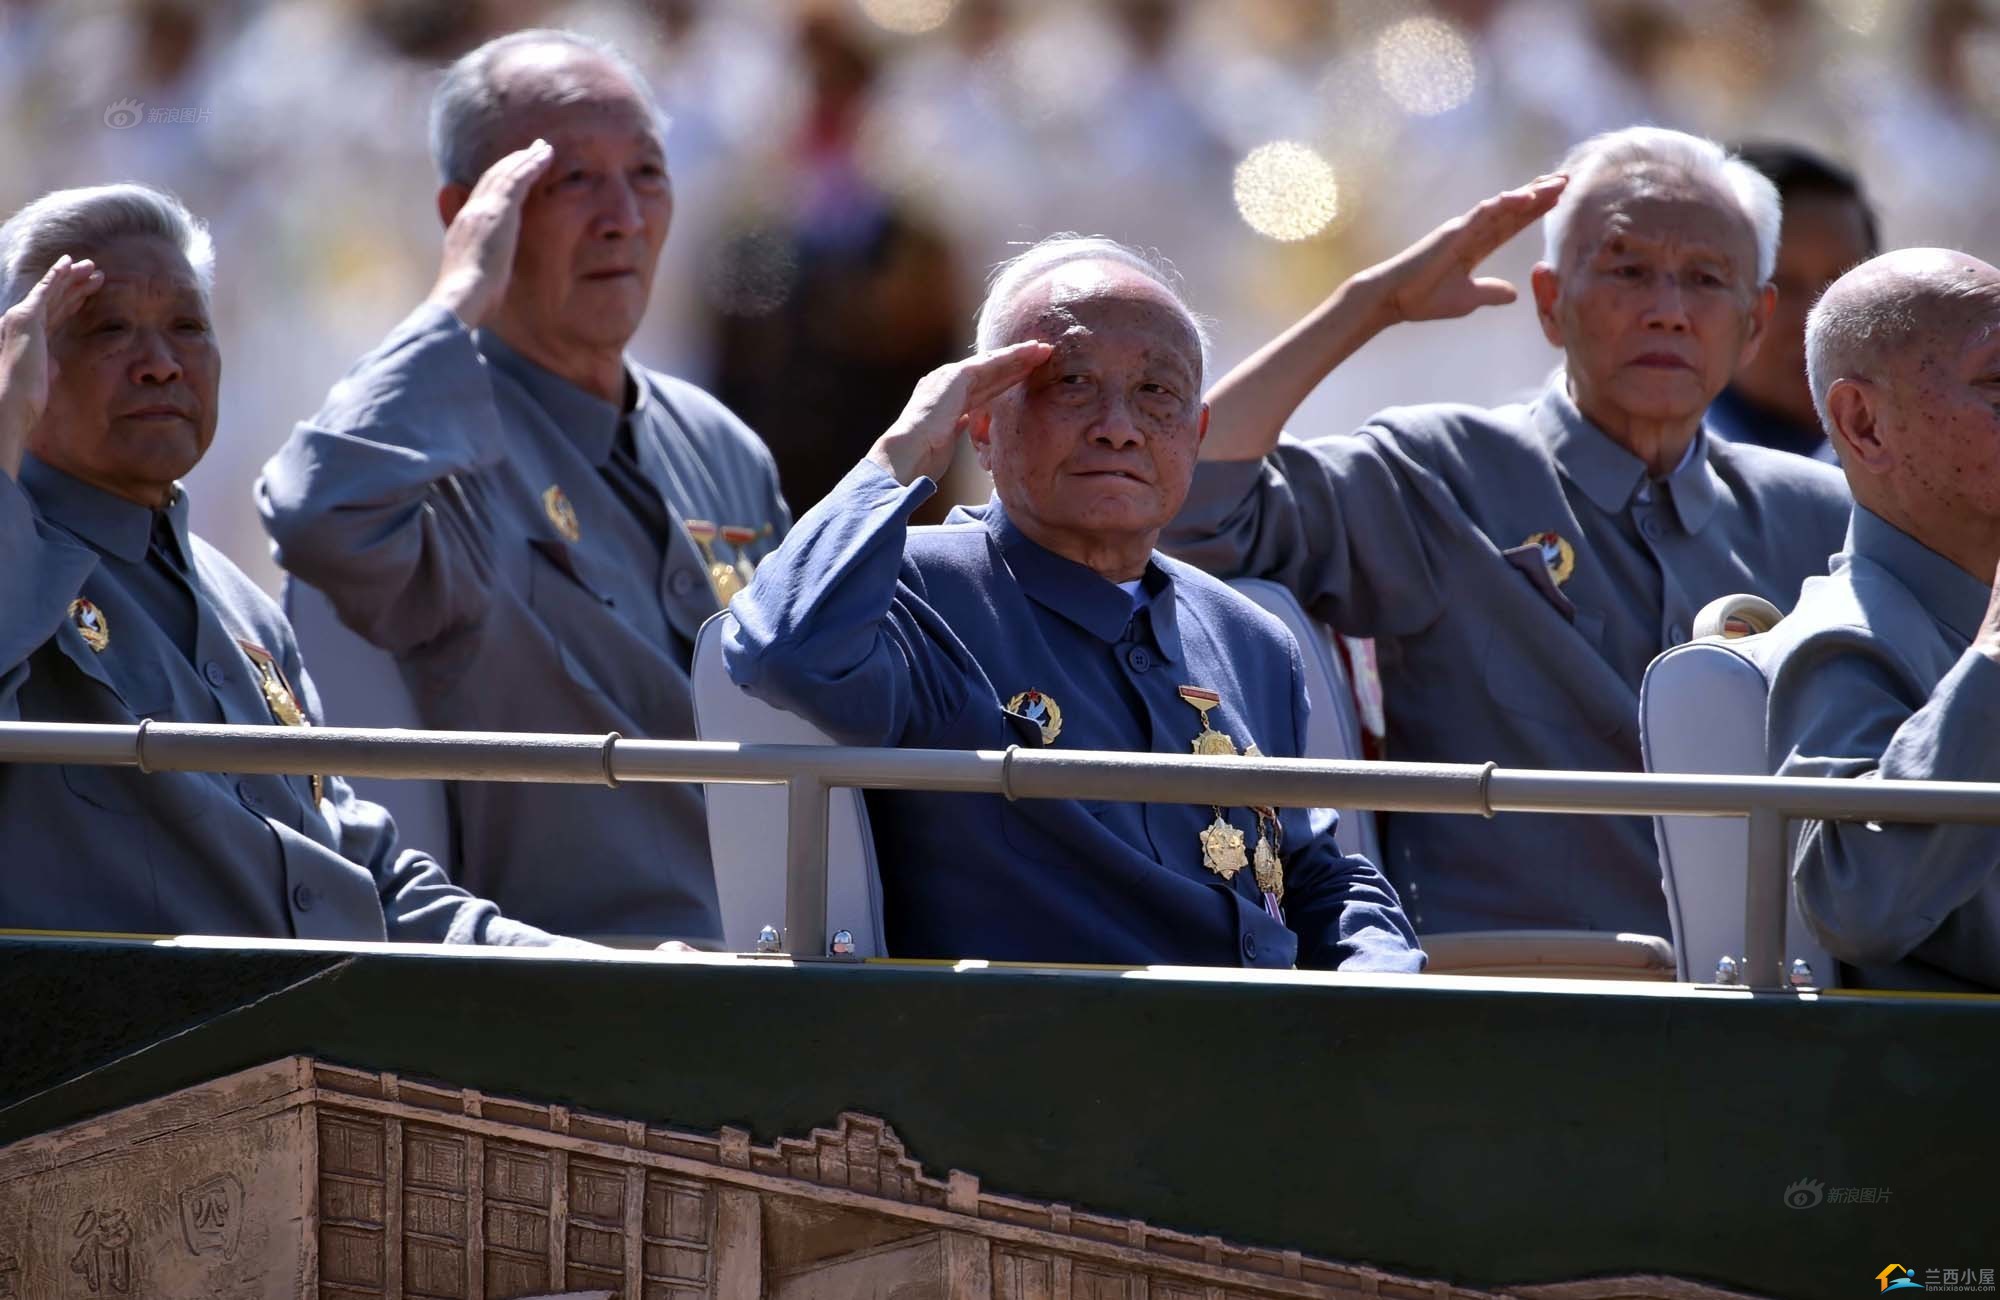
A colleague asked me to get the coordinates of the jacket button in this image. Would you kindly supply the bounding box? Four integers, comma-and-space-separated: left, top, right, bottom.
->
1640, 514, 1666, 542
292, 883, 316, 912
1669, 622, 1689, 645
204, 660, 227, 686
1125, 645, 1153, 674
669, 569, 698, 596
237, 781, 260, 808
1241, 932, 1259, 961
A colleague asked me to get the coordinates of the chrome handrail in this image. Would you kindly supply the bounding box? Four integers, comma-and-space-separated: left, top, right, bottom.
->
8, 720, 1999, 988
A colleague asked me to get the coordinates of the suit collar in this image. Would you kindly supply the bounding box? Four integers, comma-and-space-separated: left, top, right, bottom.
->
1849, 507, 1993, 645
474, 329, 647, 467
20, 453, 189, 564
1535, 376, 1718, 533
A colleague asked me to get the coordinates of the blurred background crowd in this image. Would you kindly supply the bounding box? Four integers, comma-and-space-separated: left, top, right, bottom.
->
3, 0, 1998, 589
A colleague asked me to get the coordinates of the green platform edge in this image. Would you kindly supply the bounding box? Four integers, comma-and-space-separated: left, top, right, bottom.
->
3, 937, 1993, 1300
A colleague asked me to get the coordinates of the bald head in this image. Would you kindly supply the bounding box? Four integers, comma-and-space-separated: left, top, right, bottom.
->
1806, 248, 2000, 428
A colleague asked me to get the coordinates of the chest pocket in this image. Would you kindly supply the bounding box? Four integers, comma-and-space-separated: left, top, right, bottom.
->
526, 538, 624, 701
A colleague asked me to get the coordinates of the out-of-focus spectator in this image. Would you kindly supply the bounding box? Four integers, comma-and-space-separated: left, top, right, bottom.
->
1709, 141, 1880, 461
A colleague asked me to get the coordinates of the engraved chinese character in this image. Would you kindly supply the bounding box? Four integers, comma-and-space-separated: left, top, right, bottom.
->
69, 1208, 133, 1294
179, 1174, 243, 1259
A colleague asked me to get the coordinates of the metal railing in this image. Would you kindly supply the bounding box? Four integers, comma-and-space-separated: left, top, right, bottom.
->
8, 719, 2000, 989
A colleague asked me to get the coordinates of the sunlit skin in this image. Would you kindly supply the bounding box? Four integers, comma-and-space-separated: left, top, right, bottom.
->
28, 235, 218, 508
971, 264, 1210, 581
1531, 167, 1774, 476
1820, 252, 2000, 607
1731, 192, 1875, 429
434, 45, 671, 403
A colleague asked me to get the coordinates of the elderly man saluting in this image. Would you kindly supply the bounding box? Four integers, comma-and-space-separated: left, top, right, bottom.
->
1761, 249, 2000, 991
723, 239, 1421, 970
0, 184, 561, 946
1165, 127, 1851, 938
259, 31, 789, 945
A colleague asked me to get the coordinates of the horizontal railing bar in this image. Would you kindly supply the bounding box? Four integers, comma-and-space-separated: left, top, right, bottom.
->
3, 720, 1999, 825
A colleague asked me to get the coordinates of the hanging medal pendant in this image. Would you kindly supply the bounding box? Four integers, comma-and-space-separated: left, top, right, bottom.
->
684, 519, 743, 604
1178, 685, 1238, 757
1200, 811, 1248, 880
721, 524, 762, 589
1252, 828, 1284, 901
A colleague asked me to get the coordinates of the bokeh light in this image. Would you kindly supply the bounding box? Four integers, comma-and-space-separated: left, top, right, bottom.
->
858, 0, 956, 37
1821, 0, 1887, 37
1373, 15, 1479, 117
1233, 141, 1341, 242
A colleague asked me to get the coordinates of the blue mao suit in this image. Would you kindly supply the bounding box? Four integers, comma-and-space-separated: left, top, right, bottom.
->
1, 455, 560, 945
723, 461, 1423, 971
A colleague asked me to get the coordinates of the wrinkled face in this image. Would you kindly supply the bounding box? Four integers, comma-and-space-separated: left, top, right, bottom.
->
974, 263, 1207, 550
30, 234, 219, 506
484, 50, 672, 356
1538, 168, 1767, 429
1875, 294, 2000, 521
1737, 192, 1874, 417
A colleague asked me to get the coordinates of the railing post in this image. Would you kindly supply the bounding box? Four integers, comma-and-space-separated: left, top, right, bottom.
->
784, 776, 830, 957
1743, 806, 1789, 991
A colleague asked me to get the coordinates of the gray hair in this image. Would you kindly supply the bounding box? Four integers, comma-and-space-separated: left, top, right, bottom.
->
1804, 249, 2000, 428
974, 235, 1211, 378
1541, 126, 1782, 286
0, 183, 214, 310
430, 28, 662, 187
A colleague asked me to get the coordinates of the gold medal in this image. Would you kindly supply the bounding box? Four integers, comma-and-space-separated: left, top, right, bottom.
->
684, 518, 748, 605
1004, 689, 1063, 744
1178, 685, 1238, 757
68, 598, 110, 652
1200, 814, 1248, 879
1523, 530, 1575, 586
238, 641, 325, 803
1252, 808, 1285, 902
721, 524, 762, 584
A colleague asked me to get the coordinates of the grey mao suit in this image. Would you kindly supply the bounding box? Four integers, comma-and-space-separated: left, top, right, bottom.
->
1164, 378, 1850, 935
1762, 507, 2000, 991
0, 455, 559, 945
258, 305, 790, 942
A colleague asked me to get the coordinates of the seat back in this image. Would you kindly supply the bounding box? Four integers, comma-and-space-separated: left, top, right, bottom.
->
1639, 597, 1836, 985
1225, 578, 1381, 864
282, 579, 453, 865
690, 612, 885, 956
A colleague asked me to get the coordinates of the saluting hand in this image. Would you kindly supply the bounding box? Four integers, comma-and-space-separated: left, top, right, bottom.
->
427, 139, 555, 330
867, 341, 1054, 486
1358, 173, 1567, 328
0, 255, 103, 478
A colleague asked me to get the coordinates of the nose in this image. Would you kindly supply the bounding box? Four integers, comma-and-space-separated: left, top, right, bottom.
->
1642, 275, 1691, 332
592, 176, 643, 240
129, 328, 183, 386
1091, 395, 1143, 449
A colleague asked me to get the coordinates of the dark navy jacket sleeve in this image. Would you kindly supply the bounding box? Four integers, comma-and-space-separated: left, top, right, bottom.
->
1272, 645, 1423, 972
0, 473, 95, 721
722, 461, 983, 747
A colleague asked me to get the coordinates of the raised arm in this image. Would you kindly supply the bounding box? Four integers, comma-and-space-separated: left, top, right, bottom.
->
724, 344, 1047, 746
255, 142, 553, 655
1201, 175, 1565, 462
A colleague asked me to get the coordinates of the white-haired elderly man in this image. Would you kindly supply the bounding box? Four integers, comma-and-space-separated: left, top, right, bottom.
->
1164, 127, 1852, 938
258, 30, 790, 945
0, 184, 565, 946
1760, 249, 2000, 991
722, 238, 1422, 970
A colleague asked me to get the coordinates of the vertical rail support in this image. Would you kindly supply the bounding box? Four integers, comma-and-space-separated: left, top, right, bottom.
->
784, 775, 831, 957
1743, 806, 1789, 991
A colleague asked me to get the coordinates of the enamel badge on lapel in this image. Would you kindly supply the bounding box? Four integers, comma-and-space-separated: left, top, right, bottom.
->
542, 485, 581, 543
1522, 530, 1576, 586
239, 640, 325, 804
68, 598, 110, 652
1005, 689, 1063, 745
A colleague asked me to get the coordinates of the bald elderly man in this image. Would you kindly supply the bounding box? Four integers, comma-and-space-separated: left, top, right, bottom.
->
259, 30, 789, 943
1761, 249, 2000, 991
1164, 126, 1851, 937
723, 238, 1421, 971
0, 184, 562, 945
